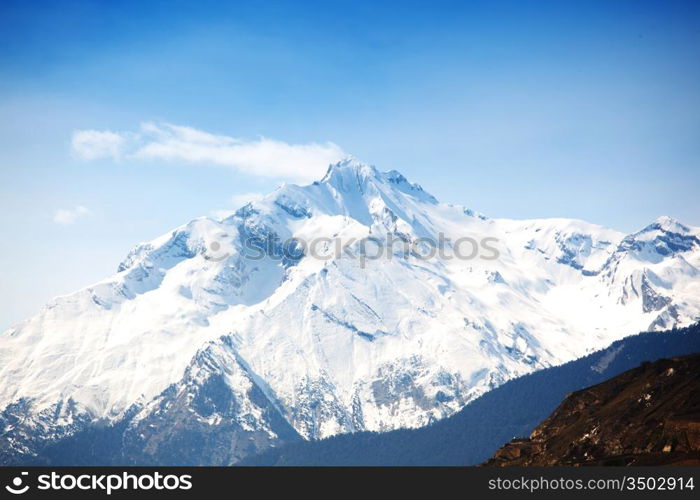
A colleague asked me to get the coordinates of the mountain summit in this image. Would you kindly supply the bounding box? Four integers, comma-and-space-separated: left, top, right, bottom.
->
2, 160, 699, 464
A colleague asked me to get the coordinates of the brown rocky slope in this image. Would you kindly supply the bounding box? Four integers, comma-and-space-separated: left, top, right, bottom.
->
485, 353, 700, 466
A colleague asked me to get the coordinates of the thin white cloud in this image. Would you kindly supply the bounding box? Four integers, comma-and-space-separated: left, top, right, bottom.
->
71, 130, 127, 160
210, 193, 265, 220
230, 192, 264, 207
209, 209, 236, 220
71, 122, 346, 182
53, 206, 90, 225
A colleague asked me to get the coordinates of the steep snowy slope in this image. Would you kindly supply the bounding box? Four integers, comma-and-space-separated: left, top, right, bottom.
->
1, 158, 699, 464
242, 322, 700, 466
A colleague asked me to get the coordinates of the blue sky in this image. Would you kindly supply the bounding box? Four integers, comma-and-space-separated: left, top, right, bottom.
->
1, 0, 699, 329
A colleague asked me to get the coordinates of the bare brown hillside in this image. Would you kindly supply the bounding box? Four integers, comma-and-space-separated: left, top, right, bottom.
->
485, 354, 700, 466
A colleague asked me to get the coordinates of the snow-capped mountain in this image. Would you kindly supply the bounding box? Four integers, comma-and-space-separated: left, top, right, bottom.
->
2, 158, 699, 464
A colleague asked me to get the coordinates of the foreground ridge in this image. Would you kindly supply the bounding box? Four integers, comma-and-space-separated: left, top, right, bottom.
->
486, 351, 700, 466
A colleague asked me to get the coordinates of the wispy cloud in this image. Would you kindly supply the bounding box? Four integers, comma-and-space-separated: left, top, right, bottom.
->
209, 193, 265, 220
71, 122, 346, 182
53, 205, 90, 225
71, 130, 127, 161
230, 192, 264, 207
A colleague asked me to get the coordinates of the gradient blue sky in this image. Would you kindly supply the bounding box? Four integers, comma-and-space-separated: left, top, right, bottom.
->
1, 0, 699, 329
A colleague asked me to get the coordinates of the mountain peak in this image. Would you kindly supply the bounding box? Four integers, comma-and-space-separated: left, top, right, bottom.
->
647, 215, 689, 234
320, 157, 379, 185
318, 158, 438, 206
609, 214, 699, 265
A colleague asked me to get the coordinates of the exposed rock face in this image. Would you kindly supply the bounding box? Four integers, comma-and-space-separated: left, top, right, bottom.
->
485, 354, 700, 466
